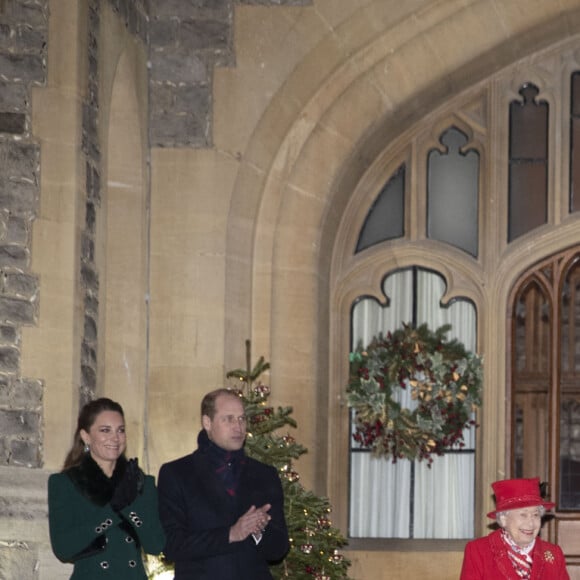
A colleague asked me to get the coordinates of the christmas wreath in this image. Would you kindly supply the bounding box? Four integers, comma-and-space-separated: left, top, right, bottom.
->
347, 323, 483, 463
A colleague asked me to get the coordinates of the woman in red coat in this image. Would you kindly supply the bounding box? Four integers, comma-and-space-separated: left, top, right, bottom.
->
460, 477, 569, 579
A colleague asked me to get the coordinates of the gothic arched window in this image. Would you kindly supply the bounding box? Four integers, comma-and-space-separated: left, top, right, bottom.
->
349, 267, 477, 539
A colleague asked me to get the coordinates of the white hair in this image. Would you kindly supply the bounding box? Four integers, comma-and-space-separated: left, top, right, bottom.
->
496, 505, 546, 528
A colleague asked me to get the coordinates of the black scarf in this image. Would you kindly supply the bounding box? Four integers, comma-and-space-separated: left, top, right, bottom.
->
64, 454, 141, 552
65, 453, 128, 506
197, 429, 246, 497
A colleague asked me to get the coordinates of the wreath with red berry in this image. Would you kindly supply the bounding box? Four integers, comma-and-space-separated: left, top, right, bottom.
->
347, 323, 483, 463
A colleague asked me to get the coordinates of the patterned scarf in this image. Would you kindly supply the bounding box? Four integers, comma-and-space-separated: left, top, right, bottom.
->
198, 429, 246, 497
501, 529, 535, 579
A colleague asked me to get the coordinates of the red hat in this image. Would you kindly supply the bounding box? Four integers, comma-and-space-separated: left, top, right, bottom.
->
487, 477, 555, 519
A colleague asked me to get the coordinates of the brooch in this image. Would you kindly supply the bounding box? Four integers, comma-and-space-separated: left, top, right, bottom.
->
544, 550, 554, 563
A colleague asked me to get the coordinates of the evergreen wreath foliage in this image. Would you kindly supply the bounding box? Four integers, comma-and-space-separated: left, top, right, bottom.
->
347, 323, 483, 463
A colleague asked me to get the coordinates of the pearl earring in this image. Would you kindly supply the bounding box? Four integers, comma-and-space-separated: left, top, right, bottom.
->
84, 443, 90, 453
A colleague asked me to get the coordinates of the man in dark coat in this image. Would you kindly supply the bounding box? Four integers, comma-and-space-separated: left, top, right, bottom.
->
158, 388, 289, 580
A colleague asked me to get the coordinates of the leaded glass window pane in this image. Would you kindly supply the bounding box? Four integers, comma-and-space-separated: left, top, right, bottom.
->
512, 279, 551, 483
356, 165, 405, 253
570, 72, 580, 213
508, 83, 549, 241
427, 128, 479, 256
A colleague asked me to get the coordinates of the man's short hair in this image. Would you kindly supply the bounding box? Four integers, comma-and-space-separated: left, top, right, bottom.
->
201, 388, 242, 420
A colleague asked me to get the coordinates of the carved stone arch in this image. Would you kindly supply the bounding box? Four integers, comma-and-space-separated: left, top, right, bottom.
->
337, 244, 485, 308
224, 0, 580, 512
424, 106, 487, 157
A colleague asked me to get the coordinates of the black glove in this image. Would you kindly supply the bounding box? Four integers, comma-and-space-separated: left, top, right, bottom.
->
71, 534, 107, 561
110, 458, 144, 512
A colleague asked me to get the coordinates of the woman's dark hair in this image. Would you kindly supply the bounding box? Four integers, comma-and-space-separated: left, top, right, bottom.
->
62, 397, 125, 471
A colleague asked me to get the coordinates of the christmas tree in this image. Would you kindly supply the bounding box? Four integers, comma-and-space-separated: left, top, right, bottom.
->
146, 341, 352, 580
226, 340, 351, 580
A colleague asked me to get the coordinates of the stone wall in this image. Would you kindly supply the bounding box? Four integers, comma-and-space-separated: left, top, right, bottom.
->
148, 0, 230, 147
0, 1, 48, 577
0, 0, 46, 469
79, 0, 101, 407
0, 465, 65, 580
147, 0, 311, 147
0, 0, 316, 474
0, 0, 305, 478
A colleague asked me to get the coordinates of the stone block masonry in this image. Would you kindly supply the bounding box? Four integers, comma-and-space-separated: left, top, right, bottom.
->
0, 0, 46, 469
79, 0, 101, 408
0, 0, 315, 468
147, 0, 312, 147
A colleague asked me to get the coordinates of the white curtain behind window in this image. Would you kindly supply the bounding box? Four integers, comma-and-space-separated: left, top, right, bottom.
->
349, 268, 476, 538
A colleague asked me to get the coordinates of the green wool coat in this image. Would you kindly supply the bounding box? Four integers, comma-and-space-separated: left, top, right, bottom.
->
48, 458, 166, 579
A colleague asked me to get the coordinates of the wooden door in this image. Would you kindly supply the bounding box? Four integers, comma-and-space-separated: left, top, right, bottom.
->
509, 248, 580, 570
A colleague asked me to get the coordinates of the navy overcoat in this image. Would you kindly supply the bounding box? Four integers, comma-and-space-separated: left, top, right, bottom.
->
158, 446, 289, 580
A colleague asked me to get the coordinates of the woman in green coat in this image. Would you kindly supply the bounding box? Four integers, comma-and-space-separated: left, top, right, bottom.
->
48, 398, 166, 579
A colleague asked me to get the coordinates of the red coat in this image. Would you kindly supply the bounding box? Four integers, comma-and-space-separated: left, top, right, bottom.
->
460, 529, 570, 579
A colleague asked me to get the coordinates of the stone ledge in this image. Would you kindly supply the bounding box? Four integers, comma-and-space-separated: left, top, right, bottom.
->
0, 465, 50, 526
0, 464, 50, 490
0, 466, 71, 580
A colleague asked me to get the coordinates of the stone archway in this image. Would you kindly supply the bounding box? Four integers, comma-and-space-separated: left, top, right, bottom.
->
225, 0, 580, 495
